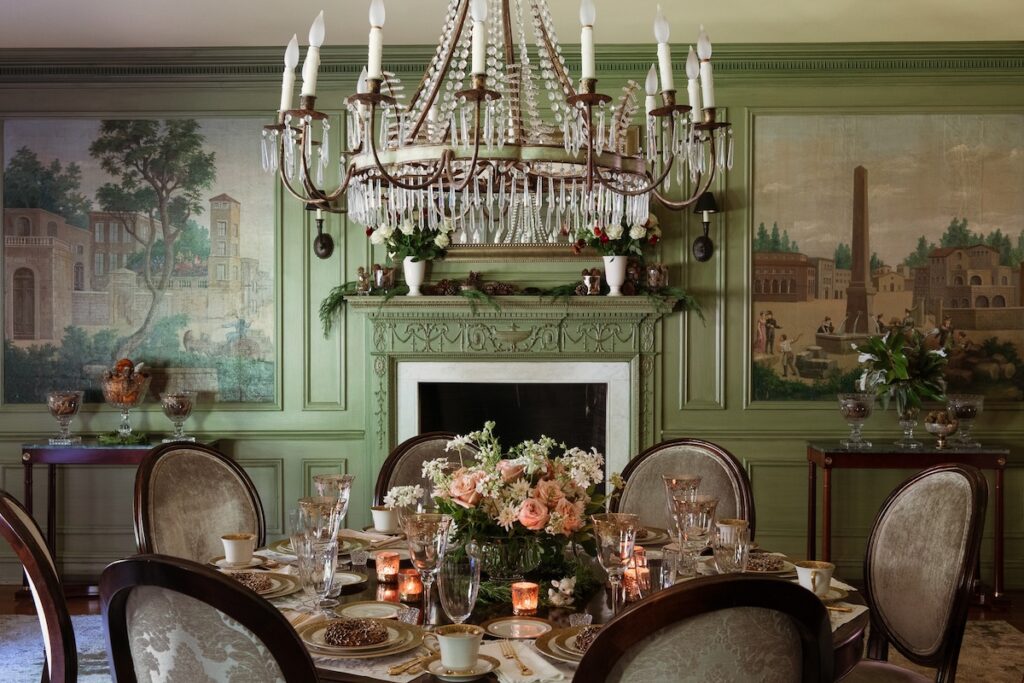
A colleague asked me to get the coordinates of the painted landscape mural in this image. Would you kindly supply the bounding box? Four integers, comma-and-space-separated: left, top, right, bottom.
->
2, 118, 276, 403
751, 113, 1024, 402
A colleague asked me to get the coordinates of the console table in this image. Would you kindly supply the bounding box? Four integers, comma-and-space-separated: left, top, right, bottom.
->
806, 442, 1009, 604
21, 440, 214, 596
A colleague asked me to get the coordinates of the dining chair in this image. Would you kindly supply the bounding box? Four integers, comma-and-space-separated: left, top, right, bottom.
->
840, 463, 988, 683
373, 431, 456, 505
134, 442, 265, 564
614, 438, 756, 538
100, 554, 318, 682
573, 574, 832, 682
0, 489, 77, 683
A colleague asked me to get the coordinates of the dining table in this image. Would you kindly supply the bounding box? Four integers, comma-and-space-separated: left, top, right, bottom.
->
252, 533, 869, 683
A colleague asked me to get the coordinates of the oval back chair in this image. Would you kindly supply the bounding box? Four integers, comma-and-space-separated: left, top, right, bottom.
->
134, 442, 265, 564
0, 489, 76, 683
373, 432, 456, 505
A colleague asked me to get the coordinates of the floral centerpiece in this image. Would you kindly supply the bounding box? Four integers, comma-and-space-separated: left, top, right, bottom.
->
366, 217, 455, 295
571, 215, 661, 296
393, 421, 607, 604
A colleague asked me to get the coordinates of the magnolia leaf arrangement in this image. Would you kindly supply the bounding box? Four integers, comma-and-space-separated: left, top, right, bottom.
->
855, 329, 947, 416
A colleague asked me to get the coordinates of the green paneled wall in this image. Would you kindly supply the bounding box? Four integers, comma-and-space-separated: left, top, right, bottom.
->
0, 42, 1021, 586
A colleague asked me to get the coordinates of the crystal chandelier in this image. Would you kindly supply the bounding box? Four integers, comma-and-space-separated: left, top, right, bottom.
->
261, 0, 733, 258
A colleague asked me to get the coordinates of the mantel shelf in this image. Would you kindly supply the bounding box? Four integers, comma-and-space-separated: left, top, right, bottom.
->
346, 294, 680, 317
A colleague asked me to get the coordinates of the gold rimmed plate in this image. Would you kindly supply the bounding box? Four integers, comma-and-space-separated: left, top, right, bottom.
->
479, 615, 553, 640
336, 600, 405, 620
819, 586, 849, 603
636, 527, 671, 545
267, 537, 369, 556
208, 555, 269, 570
423, 654, 500, 681
535, 627, 585, 664
221, 570, 301, 598
299, 619, 423, 659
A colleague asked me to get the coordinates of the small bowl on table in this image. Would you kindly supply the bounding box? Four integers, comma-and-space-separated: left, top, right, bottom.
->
923, 411, 958, 449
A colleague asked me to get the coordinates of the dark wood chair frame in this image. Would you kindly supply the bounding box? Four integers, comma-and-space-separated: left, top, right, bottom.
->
373, 431, 455, 506
613, 437, 757, 539
100, 554, 318, 682
133, 442, 266, 554
0, 489, 77, 683
573, 574, 833, 682
861, 463, 988, 682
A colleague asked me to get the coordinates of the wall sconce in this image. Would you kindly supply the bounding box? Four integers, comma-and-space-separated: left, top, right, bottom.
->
692, 191, 719, 262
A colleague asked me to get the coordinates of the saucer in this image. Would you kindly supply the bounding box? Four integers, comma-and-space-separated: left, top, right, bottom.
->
423, 655, 500, 681
209, 555, 268, 569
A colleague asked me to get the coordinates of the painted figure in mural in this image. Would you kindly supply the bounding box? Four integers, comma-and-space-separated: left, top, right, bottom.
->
754, 311, 767, 354
902, 309, 916, 330
780, 333, 803, 377
765, 311, 781, 353
936, 315, 954, 348
817, 316, 834, 334
874, 313, 887, 335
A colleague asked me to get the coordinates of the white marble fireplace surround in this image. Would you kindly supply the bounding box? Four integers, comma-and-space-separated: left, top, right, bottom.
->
397, 361, 632, 481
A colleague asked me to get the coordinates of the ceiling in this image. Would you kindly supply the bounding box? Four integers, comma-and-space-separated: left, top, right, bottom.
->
1, 0, 1021, 49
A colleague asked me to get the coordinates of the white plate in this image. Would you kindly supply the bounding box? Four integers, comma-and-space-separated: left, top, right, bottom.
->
209, 555, 268, 569
480, 616, 553, 640
424, 655, 500, 681
337, 600, 405, 619
334, 571, 368, 587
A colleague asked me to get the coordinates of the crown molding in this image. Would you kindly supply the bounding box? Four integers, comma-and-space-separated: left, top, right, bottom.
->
0, 42, 1022, 84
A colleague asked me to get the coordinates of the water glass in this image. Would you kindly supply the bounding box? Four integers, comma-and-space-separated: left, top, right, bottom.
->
295, 536, 338, 614
438, 552, 481, 624
659, 548, 680, 588
404, 513, 453, 623
671, 494, 719, 559
712, 527, 751, 574
662, 474, 701, 544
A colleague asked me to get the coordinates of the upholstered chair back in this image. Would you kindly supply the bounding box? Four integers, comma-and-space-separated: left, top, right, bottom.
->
374, 432, 456, 505
573, 575, 831, 683
863, 464, 987, 677
134, 443, 265, 564
101, 555, 317, 682
616, 439, 755, 537
0, 490, 77, 683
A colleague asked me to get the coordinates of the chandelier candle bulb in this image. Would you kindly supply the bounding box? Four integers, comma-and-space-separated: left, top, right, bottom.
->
367, 0, 386, 80
580, 0, 596, 80
300, 11, 325, 98
685, 46, 702, 120
644, 64, 659, 116
654, 5, 674, 92
280, 34, 299, 112
697, 26, 715, 109
470, 0, 488, 76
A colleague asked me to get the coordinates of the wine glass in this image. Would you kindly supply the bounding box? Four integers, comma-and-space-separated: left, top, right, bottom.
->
298, 496, 346, 542
671, 494, 719, 563
404, 513, 452, 624
46, 390, 83, 445
160, 391, 196, 443
837, 393, 874, 449
662, 474, 701, 544
591, 512, 641, 616
295, 535, 338, 616
312, 474, 355, 527
947, 394, 983, 447
712, 527, 751, 574
437, 551, 481, 624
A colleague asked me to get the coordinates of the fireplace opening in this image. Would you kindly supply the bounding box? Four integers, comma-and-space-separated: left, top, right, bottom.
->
417, 382, 607, 456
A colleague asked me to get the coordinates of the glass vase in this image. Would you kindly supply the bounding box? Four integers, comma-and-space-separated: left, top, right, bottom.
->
478, 536, 543, 582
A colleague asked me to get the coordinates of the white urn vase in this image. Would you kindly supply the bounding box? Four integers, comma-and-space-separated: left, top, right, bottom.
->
402, 256, 427, 296
603, 255, 627, 296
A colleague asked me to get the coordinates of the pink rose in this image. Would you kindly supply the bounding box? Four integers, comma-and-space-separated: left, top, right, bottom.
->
448, 469, 483, 509
555, 498, 584, 534
532, 479, 565, 507
518, 498, 550, 531
497, 459, 526, 483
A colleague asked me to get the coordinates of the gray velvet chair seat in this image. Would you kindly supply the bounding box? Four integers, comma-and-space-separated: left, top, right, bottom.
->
373, 432, 457, 505
840, 660, 932, 682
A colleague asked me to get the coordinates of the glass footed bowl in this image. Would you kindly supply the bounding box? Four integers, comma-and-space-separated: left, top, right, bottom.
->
101, 373, 151, 410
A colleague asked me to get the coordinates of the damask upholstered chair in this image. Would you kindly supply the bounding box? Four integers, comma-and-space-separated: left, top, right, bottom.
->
840, 464, 987, 683
615, 438, 756, 538
573, 574, 832, 683
373, 432, 456, 505
100, 554, 318, 682
0, 490, 77, 683
134, 443, 265, 564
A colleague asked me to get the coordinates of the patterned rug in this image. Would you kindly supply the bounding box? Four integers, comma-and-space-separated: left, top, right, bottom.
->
0, 614, 1021, 681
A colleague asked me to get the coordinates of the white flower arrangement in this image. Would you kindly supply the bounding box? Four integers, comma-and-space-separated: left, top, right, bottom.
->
382, 484, 425, 509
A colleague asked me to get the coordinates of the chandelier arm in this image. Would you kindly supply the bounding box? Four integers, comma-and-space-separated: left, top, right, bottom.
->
529, 0, 577, 98
311, 162, 360, 205
275, 132, 325, 206
408, 0, 471, 141
592, 117, 679, 197
651, 157, 717, 211
368, 105, 453, 190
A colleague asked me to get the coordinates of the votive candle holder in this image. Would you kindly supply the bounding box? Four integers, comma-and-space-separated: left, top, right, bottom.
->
376, 551, 400, 584
511, 581, 539, 615
398, 568, 423, 602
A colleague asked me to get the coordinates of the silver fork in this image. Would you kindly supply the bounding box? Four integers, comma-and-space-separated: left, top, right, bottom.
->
500, 639, 532, 676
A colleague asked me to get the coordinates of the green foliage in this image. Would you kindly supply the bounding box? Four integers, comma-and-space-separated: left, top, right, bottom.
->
459, 288, 500, 314
3, 146, 93, 227
318, 282, 361, 336
369, 219, 452, 262
833, 242, 852, 269
573, 219, 661, 257
751, 363, 861, 401
904, 235, 935, 268
133, 314, 190, 360
939, 217, 978, 248
870, 252, 885, 271
753, 221, 800, 254
97, 432, 149, 446
855, 330, 947, 413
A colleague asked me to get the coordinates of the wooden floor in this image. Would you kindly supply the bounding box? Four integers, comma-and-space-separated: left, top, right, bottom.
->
2, 585, 1023, 629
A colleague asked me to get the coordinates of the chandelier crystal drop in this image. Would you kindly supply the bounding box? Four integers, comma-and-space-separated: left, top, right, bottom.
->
262, 0, 732, 257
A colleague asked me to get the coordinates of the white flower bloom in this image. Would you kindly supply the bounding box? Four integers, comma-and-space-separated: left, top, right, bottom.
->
857, 353, 878, 364
383, 484, 424, 509
369, 228, 387, 245
497, 505, 518, 530
399, 220, 415, 235
629, 223, 646, 240
441, 218, 455, 234
434, 233, 450, 248
605, 222, 624, 240
380, 224, 395, 238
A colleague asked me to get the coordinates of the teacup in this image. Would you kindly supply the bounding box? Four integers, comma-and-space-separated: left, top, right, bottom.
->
795, 560, 835, 597
221, 532, 256, 565
715, 518, 749, 544
428, 624, 484, 672
370, 506, 399, 533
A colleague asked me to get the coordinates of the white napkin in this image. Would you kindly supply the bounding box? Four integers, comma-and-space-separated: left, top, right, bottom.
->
830, 577, 857, 592
339, 528, 405, 549
482, 640, 570, 683
828, 602, 868, 632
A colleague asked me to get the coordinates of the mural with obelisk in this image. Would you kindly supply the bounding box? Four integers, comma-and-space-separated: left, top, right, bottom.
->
751, 113, 1024, 402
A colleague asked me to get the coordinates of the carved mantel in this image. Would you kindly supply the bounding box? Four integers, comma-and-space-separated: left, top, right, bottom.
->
348, 295, 678, 470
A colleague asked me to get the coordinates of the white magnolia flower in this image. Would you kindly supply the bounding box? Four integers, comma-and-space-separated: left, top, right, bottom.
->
628, 223, 646, 240
857, 353, 878, 364
369, 228, 387, 245
399, 220, 416, 235
380, 224, 396, 238
605, 222, 624, 240
435, 233, 450, 248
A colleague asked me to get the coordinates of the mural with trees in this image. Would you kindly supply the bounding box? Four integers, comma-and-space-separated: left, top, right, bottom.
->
2, 118, 275, 404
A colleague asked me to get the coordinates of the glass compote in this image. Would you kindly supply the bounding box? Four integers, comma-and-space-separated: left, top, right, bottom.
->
160, 391, 196, 443
671, 494, 719, 564
404, 513, 453, 624
294, 535, 338, 616
837, 393, 874, 449
102, 372, 151, 438
46, 390, 83, 445
591, 512, 641, 616
895, 407, 922, 449
662, 474, 701, 544
947, 394, 984, 448
437, 550, 481, 625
